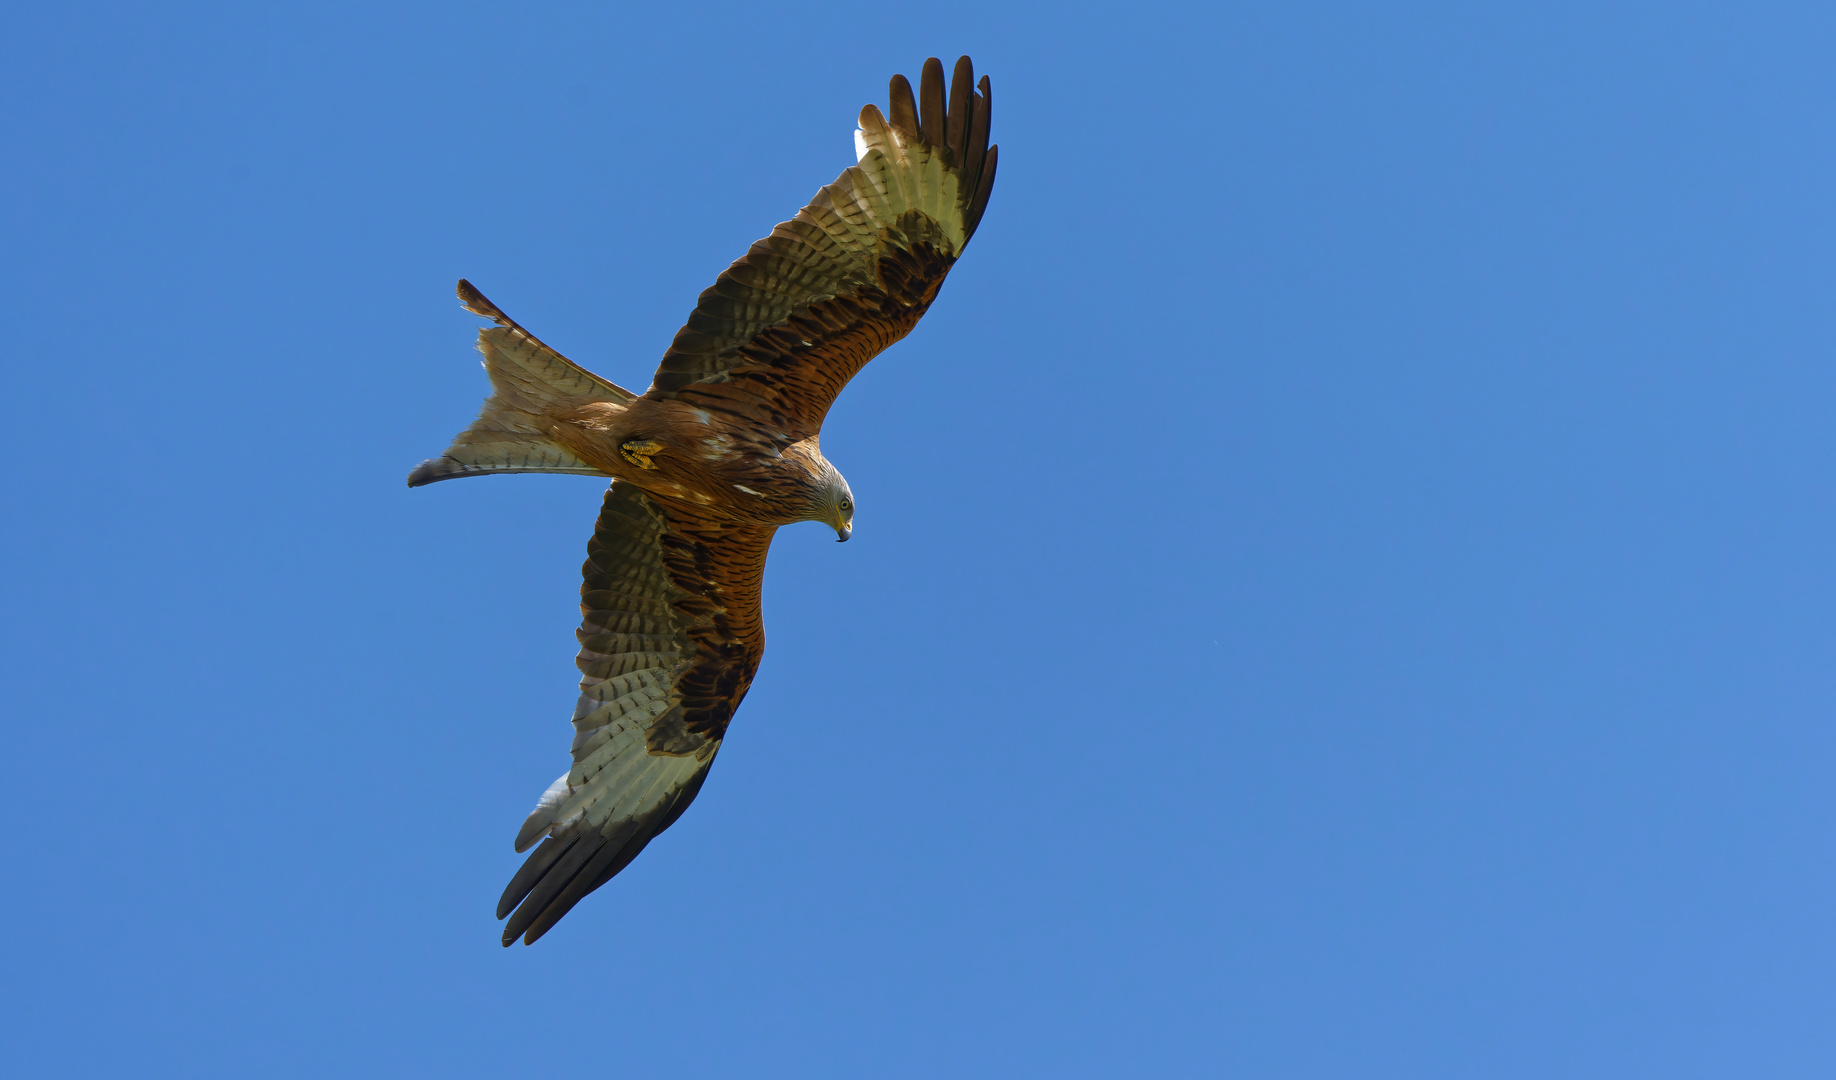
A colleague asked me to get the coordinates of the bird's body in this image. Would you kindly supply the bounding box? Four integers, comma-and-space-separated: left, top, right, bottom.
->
535, 384, 838, 526
410, 57, 996, 945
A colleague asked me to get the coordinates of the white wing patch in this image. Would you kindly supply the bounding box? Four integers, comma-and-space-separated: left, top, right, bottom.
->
846, 106, 968, 254
512, 659, 702, 851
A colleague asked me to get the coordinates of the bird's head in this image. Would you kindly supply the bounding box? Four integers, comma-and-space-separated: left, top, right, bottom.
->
785, 437, 854, 541
819, 464, 855, 542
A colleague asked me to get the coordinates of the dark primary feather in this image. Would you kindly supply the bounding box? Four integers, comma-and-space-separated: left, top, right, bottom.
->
946, 56, 974, 164
494, 57, 997, 945
919, 57, 947, 148
888, 73, 921, 142
646, 55, 997, 436
496, 482, 767, 945
965, 77, 996, 235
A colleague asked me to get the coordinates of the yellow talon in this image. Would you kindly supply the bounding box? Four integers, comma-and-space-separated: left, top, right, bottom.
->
620, 439, 663, 470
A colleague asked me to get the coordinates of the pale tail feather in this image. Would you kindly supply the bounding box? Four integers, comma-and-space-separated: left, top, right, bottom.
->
407, 280, 637, 487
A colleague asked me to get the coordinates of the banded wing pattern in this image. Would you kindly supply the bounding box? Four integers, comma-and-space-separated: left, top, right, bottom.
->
650, 55, 997, 432
480, 56, 997, 945
497, 482, 771, 945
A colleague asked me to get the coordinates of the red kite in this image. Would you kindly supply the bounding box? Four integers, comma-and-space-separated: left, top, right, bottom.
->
410, 57, 997, 945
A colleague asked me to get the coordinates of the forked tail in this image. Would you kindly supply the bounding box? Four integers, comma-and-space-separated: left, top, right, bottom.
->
406, 280, 638, 487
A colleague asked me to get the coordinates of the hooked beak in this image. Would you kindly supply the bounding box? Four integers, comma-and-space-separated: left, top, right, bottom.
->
835, 524, 852, 542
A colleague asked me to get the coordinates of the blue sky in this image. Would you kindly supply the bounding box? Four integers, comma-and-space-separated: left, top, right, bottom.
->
5, 1, 1835, 1076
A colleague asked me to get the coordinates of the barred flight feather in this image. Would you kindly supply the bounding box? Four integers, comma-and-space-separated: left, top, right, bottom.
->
412, 57, 996, 946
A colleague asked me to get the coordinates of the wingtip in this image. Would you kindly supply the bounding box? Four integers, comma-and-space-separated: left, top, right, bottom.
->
968, 143, 998, 236
947, 56, 975, 162
918, 57, 947, 147
501, 919, 546, 946
887, 72, 919, 140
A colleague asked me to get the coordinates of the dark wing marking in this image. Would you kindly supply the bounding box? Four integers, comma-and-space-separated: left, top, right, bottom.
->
497, 481, 772, 945
646, 55, 997, 435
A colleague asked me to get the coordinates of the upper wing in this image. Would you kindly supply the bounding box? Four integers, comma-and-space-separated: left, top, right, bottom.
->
497, 481, 773, 945
646, 55, 997, 435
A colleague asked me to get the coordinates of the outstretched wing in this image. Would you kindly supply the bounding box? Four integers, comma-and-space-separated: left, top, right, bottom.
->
497, 481, 773, 945
647, 55, 997, 435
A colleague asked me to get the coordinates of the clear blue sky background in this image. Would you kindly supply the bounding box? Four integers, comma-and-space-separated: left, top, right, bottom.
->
5, 1, 1833, 1076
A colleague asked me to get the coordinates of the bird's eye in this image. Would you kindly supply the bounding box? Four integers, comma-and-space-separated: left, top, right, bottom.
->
839, 498, 853, 513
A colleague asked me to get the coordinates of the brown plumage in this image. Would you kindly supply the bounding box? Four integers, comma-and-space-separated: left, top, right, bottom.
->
408, 57, 997, 945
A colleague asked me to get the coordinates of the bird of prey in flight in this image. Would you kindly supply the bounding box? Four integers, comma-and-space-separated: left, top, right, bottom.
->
409, 57, 997, 945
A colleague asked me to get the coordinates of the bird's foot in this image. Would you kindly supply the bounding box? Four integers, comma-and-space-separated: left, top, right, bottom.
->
620, 438, 664, 470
